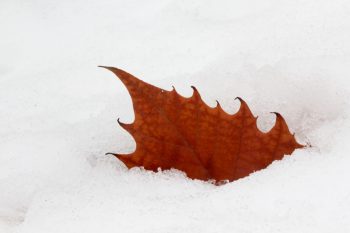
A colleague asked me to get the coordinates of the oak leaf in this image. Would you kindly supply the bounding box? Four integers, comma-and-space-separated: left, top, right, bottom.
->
101, 66, 303, 183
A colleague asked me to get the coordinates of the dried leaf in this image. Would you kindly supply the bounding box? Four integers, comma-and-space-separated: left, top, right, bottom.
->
101, 66, 303, 183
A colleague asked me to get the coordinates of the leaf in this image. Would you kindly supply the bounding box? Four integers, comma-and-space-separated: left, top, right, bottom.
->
101, 66, 304, 183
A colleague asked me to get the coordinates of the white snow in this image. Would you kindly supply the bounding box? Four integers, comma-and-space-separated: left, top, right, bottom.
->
1, 0, 350, 232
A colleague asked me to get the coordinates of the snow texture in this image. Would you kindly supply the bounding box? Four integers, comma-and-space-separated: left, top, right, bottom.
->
1, 0, 350, 232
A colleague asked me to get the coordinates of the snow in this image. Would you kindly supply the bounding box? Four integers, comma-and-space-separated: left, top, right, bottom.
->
1, 0, 350, 232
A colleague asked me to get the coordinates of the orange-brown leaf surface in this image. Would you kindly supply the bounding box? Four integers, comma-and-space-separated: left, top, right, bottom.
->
101, 66, 303, 183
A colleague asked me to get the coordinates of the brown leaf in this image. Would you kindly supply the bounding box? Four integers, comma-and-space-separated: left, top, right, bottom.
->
101, 66, 304, 183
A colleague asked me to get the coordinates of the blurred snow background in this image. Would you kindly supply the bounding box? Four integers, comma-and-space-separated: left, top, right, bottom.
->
1, 0, 350, 232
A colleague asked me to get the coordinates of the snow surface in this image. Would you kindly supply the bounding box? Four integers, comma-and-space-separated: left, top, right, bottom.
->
1, 0, 350, 232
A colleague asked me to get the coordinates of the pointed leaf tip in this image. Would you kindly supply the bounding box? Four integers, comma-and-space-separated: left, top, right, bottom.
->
191, 85, 198, 92
105, 152, 119, 156
99, 66, 135, 80
270, 111, 281, 116
98, 65, 117, 71
191, 85, 202, 99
